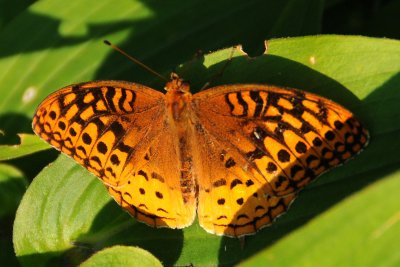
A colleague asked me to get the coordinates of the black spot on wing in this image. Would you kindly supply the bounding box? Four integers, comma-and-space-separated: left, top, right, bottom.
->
246, 147, 265, 161
82, 133, 92, 145
236, 198, 244, 205
69, 127, 77, 136
110, 121, 124, 139
277, 149, 290, 162
155, 191, 163, 199
58, 121, 66, 130
151, 172, 165, 183
334, 120, 344, 130
138, 170, 149, 180
110, 154, 120, 165
230, 179, 243, 189
246, 179, 254, 187
295, 141, 307, 153
49, 111, 56, 120
97, 141, 108, 154
213, 179, 226, 187
116, 142, 131, 153
225, 157, 236, 168
217, 198, 225, 205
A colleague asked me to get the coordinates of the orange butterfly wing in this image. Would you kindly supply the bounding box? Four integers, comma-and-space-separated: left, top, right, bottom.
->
33, 78, 369, 237
33, 81, 196, 228
191, 85, 369, 236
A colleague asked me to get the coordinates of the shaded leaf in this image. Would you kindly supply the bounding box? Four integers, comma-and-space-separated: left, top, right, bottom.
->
0, 0, 36, 29
0, 134, 50, 161
0, 163, 27, 218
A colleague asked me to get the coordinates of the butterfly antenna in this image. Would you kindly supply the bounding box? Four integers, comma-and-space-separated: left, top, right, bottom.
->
200, 46, 236, 91
103, 40, 168, 82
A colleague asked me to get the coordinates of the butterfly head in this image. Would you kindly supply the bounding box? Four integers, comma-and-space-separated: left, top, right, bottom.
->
165, 72, 190, 93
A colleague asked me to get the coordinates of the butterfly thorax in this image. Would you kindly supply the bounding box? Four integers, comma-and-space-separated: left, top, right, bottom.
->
165, 73, 192, 118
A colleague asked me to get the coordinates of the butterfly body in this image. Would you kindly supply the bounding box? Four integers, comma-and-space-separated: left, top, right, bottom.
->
164, 75, 197, 209
33, 74, 369, 237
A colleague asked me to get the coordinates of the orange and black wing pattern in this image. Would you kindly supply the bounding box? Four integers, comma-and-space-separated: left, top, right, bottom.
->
192, 85, 369, 236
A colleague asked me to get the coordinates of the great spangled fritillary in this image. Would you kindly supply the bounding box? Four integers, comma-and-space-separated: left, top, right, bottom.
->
32, 73, 369, 237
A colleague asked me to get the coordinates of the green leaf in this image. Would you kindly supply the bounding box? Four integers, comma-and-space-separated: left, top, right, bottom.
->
0, 0, 36, 30
13, 35, 400, 266
80, 246, 162, 267
240, 170, 400, 267
0, 163, 27, 218
0, 164, 27, 266
0, 134, 50, 161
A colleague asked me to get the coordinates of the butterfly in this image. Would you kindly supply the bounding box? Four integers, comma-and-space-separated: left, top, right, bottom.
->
32, 71, 369, 237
